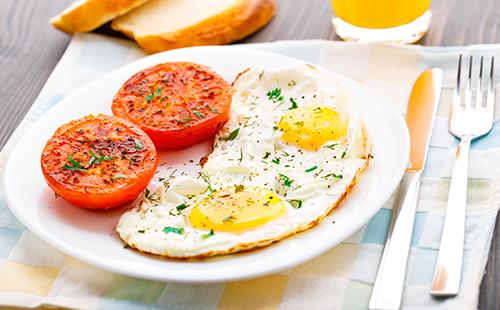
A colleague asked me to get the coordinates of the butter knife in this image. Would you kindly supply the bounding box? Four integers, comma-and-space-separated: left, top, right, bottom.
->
369, 68, 443, 310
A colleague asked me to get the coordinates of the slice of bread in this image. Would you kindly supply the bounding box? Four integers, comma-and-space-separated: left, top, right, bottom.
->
111, 0, 276, 53
51, 0, 151, 34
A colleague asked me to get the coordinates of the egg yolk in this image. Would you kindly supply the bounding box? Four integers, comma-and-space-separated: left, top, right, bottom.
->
277, 106, 348, 150
189, 186, 285, 232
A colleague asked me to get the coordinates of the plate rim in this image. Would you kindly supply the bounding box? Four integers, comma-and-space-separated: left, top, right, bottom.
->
3, 45, 409, 283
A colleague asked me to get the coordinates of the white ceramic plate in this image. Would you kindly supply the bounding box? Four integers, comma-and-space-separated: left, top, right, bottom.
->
3, 46, 409, 283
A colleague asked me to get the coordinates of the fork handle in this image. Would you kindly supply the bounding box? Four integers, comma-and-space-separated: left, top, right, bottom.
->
431, 137, 471, 296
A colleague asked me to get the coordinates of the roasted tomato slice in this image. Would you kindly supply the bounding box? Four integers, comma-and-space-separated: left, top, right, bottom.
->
41, 114, 158, 209
111, 62, 231, 149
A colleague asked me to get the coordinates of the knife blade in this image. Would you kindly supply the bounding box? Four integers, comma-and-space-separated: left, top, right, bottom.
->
369, 68, 443, 310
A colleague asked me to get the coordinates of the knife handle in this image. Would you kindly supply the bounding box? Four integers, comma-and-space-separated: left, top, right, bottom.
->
369, 171, 421, 310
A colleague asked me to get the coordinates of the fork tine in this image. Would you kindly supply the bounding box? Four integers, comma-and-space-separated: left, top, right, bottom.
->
476, 56, 484, 109
486, 57, 495, 114
464, 55, 473, 109
453, 55, 462, 109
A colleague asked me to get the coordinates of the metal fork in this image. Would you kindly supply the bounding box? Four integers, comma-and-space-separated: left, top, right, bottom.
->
430, 55, 495, 296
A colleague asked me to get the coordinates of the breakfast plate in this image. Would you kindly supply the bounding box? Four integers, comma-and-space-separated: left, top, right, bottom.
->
3, 46, 409, 283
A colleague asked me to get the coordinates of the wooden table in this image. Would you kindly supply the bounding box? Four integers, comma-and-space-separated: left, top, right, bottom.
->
0, 0, 499, 308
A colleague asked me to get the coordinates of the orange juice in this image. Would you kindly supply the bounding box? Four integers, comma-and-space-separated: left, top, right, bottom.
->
332, 0, 431, 29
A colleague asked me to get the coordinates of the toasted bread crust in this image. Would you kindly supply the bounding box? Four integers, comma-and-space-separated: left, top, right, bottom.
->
51, 0, 150, 34
111, 0, 276, 53
119, 123, 371, 260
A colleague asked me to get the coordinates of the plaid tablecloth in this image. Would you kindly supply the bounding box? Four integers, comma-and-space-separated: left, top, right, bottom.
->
0, 34, 499, 309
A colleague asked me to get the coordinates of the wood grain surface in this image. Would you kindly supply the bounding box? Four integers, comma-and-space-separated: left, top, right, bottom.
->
0, 0, 499, 308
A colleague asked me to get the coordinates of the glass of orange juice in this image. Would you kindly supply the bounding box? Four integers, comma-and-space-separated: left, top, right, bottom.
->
331, 0, 432, 43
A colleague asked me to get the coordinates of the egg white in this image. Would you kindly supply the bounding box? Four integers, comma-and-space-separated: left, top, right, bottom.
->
117, 64, 371, 258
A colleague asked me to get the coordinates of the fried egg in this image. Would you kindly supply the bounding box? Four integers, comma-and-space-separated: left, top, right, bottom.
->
117, 64, 371, 258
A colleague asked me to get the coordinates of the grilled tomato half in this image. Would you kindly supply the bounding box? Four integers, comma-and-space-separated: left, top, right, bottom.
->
111, 62, 231, 149
41, 114, 158, 209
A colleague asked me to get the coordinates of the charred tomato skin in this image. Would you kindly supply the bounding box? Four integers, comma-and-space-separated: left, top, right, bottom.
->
111, 62, 232, 150
41, 114, 158, 209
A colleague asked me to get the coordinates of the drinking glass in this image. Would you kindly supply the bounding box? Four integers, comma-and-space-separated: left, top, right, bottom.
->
331, 0, 432, 44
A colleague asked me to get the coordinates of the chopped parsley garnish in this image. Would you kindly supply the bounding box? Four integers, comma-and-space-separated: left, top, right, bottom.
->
222, 128, 239, 141
111, 173, 126, 181
145, 93, 154, 102
271, 158, 280, 165
209, 107, 220, 114
159, 168, 178, 189
146, 88, 162, 102
202, 229, 215, 239
323, 143, 338, 150
138, 229, 145, 233
163, 226, 185, 235
134, 138, 143, 150
243, 119, 256, 128
145, 188, 160, 205
235, 185, 244, 193
63, 151, 113, 171
84, 156, 97, 168
289, 98, 298, 110
288, 80, 297, 87
62, 164, 86, 171
179, 117, 193, 123
266, 88, 284, 102
289, 199, 302, 209
279, 174, 294, 187
176, 203, 188, 211
84, 157, 98, 168
259, 70, 265, 80
169, 203, 189, 216
89, 150, 113, 164
341, 149, 347, 159
201, 172, 215, 193
68, 154, 82, 167
263, 152, 271, 159
323, 173, 343, 180
238, 148, 243, 162
223, 215, 236, 222
193, 110, 204, 118
63, 154, 86, 171
305, 166, 318, 173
